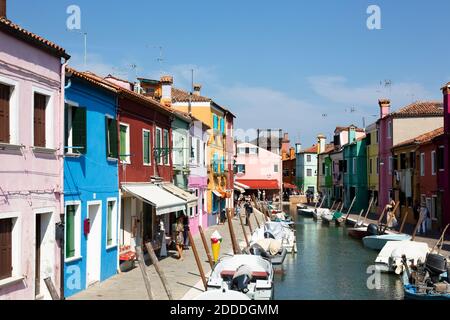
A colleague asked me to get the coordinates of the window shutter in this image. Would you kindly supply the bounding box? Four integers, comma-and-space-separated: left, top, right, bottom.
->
213, 115, 218, 130
220, 118, 225, 134
34, 93, 47, 147
107, 202, 113, 246
109, 119, 119, 159
64, 104, 69, 151
119, 125, 127, 161
196, 139, 200, 165
0, 218, 12, 280
0, 84, 10, 143
143, 131, 150, 164
65, 206, 75, 258
72, 107, 87, 154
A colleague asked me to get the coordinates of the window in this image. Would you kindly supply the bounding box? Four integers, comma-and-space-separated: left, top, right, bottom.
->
119, 123, 130, 163
163, 129, 169, 165
274, 164, 279, 172
322, 163, 326, 175
196, 139, 201, 165
143, 129, 151, 166
306, 154, 311, 162
376, 130, 379, 143
369, 158, 373, 174
213, 114, 218, 132
33, 92, 49, 147
213, 153, 219, 172
343, 160, 348, 173
307, 169, 312, 177
437, 146, 444, 171
249, 147, 257, 154
352, 158, 357, 174
366, 133, 371, 146
0, 83, 11, 143
409, 152, 415, 169
420, 153, 425, 176
431, 196, 437, 220
0, 218, 12, 280
65, 203, 81, 260
238, 147, 246, 155
388, 156, 393, 175
431, 150, 436, 175
387, 120, 392, 139
105, 116, 118, 159
236, 164, 245, 173
376, 157, 379, 175
283, 168, 289, 177
400, 153, 407, 170
156, 127, 162, 164
106, 199, 117, 247
65, 104, 87, 154
220, 117, 225, 135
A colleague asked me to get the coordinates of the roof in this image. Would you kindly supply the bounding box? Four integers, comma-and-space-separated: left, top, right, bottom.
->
319, 144, 335, 155
172, 87, 211, 103
390, 101, 443, 118
235, 179, 280, 190
0, 17, 69, 59
393, 127, 444, 149
335, 126, 365, 133
301, 145, 318, 153
68, 68, 118, 94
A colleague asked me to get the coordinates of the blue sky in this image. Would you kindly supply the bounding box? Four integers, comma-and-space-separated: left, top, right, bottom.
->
7, 0, 450, 147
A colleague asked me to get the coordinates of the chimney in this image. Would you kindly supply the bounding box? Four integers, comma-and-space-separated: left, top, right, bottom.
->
193, 84, 202, 96
378, 98, 391, 119
317, 134, 326, 154
295, 143, 302, 154
160, 75, 173, 107
348, 125, 356, 143
443, 83, 450, 136
0, 0, 6, 18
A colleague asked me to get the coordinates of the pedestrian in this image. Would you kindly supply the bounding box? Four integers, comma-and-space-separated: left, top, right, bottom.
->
244, 201, 253, 226
182, 213, 190, 249
418, 204, 430, 235
386, 200, 398, 229
175, 215, 185, 260
220, 208, 227, 224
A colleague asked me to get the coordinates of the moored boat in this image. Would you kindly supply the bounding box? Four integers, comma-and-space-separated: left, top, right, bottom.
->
193, 288, 251, 300
375, 240, 429, 273
250, 221, 297, 253
247, 239, 287, 265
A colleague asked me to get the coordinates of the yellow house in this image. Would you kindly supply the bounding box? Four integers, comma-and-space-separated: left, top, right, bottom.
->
366, 122, 379, 213
170, 85, 234, 224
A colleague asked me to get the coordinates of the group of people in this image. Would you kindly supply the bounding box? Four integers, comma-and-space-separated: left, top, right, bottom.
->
384, 199, 431, 234
174, 214, 190, 261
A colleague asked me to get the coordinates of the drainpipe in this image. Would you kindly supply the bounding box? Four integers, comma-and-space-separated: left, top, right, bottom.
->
59, 59, 69, 300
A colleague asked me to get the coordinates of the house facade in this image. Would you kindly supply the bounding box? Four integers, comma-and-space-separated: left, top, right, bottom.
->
281, 133, 297, 192
366, 122, 379, 214
441, 83, 450, 228
317, 135, 334, 207
0, 16, 69, 300
296, 144, 318, 194
63, 69, 119, 298
377, 99, 443, 217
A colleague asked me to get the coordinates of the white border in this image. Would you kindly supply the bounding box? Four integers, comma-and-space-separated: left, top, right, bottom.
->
0, 75, 20, 144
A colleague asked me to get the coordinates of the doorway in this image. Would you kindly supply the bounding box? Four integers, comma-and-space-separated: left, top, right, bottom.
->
35, 212, 53, 300
86, 202, 101, 286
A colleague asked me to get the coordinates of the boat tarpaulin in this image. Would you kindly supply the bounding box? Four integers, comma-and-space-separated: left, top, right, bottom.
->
122, 183, 186, 215
161, 182, 198, 209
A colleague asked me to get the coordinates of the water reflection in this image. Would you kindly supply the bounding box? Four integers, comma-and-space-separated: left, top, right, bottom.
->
273, 215, 404, 300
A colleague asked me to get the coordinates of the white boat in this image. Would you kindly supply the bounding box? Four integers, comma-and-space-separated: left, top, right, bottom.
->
313, 208, 332, 221
193, 288, 251, 300
375, 240, 429, 273
206, 254, 274, 300
251, 221, 297, 253
363, 233, 412, 250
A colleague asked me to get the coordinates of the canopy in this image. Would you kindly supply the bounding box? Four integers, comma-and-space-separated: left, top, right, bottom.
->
234, 183, 246, 193
122, 183, 186, 215
283, 182, 298, 189
161, 182, 198, 209
235, 179, 280, 190
212, 190, 223, 197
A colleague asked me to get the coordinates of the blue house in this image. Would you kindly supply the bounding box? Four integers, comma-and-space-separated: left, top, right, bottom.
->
63, 69, 120, 298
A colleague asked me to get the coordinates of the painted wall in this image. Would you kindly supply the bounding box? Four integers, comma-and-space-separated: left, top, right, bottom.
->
443, 87, 450, 227
0, 31, 64, 300
63, 77, 119, 298
393, 117, 443, 146
296, 152, 317, 193
366, 123, 379, 213
343, 139, 368, 213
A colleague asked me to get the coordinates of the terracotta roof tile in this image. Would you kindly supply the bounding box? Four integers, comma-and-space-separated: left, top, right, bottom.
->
335, 126, 365, 133
319, 144, 335, 155
393, 127, 444, 148
171, 87, 211, 103
391, 101, 443, 118
301, 145, 318, 153
0, 17, 69, 59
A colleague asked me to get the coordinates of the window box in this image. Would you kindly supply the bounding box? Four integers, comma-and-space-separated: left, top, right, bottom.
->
32, 146, 57, 154
0, 275, 25, 289
0, 143, 24, 151
65, 152, 82, 158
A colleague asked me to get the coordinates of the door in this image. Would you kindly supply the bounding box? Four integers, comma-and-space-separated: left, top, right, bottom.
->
35, 214, 41, 297
35, 212, 54, 300
87, 203, 101, 286
0, 218, 12, 281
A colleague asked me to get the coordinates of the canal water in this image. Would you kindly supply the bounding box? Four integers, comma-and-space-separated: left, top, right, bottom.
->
273, 214, 404, 300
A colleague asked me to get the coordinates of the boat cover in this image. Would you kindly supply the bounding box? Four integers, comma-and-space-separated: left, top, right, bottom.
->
256, 238, 282, 255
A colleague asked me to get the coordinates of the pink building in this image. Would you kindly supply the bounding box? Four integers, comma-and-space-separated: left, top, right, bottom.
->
0, 13, 69, 299
234, 142, 282, 201
377, 99, 443, 215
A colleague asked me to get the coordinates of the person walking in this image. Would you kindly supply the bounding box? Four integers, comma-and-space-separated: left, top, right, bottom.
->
418, 203, 430, 235
175, 215, 185, 260
386, 200, 398, 229
244, 201, 253, 226
182, 213, 190, 249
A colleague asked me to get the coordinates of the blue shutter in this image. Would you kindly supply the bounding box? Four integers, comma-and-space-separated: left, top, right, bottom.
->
220, 118, 225, 135
213, 115, 218, 131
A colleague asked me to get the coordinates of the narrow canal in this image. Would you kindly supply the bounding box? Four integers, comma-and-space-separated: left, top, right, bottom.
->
273, 215, 404, 300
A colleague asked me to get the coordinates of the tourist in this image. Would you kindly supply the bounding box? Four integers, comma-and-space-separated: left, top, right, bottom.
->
175, 215, 185, 260
418, 204, 430, 235
220, 208, 227, 224
182, 213, 190, 249
244, 201, 253, 225
386, 200, 398, 229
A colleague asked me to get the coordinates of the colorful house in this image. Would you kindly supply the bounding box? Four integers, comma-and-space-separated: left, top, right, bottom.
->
63, 69, 119, 298
281, 133, 297, 194
0, 14, 69, 299
234, 142, 282, 201
365, 122, 379, 213
295, 144, 318, 194
317, 135, 334, 207
343, 126, 368, 213
377, 99, 443, 216
441, 83, 450, 228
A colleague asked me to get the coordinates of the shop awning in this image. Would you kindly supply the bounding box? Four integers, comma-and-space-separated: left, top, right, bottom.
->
234, 183, 246, 193
212, 190, 223, 197
283, 182, 298, 189
235, 179, 280, 190
234, 181, 250, 189
161, 182, 198, 209
122, 183, 186, 215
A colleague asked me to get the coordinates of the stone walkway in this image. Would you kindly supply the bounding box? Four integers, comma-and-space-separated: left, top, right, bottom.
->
69, 208, 263, 300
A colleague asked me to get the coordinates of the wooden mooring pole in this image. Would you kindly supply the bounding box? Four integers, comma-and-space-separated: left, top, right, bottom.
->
44, 277, 60, 300
238, 210, 250, 248
254, 210, 261, 229
144, 242, 173, 300
188, 231, 208, 291
227, 209, 241, 254
135, 245, 154, 300
198, 225, 214, 268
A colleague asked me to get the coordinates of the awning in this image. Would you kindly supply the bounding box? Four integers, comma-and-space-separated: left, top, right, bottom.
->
283, 182, 298, 189
122, 183, 186, 215
161, 182, 198, 209
235, 179, 280, 190
234, 183, 246, 193
234, 181, 250, 189
212, 190, 223, 197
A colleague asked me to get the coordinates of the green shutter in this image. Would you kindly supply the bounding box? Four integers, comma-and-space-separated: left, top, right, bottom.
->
65, 205, 75, 258
120, 125, 127, 161
108, 118, 118, 159
163, 129, 169, 164
72, 107, 87, 154
156, 129, 161, 164
143, 131, 150, 164
107, 202, 113, 246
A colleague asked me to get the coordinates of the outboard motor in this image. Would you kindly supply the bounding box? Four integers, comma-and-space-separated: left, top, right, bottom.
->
264, 231, 275, 239
231, 265, 253, 293
366, 223, 378, 236
425, 253, 447, 283
249, 244, 269, 258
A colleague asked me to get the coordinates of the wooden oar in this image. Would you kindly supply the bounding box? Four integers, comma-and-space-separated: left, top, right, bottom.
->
344, 195, 357, 222
431, 224, 449, 254
354, 209, 365, 226
398, 209, 410, 234
330, 200, 336, 211
318, 194, 327, 209
381, 202, 400, 234
362, 197, 375, 226
377, 205, 388, 224
411, 210, 427, 241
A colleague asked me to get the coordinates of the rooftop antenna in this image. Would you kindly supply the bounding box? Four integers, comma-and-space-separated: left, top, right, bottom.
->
67, 29, 87, 70
188, 68, 193, 115
146, 45, 165, 76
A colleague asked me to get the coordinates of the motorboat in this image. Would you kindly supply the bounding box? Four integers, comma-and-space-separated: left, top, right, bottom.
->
206, 254, 274, 300
313, 208, 331, 221
250, 221, 297, 253
375, 240, 429, 273
347, 198, 377, 237
363, 233, 412, 251
298, 205, 315, 217
401, 253, 450, 300
246, 239, 287, 265
193, 288, 251, 300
